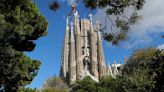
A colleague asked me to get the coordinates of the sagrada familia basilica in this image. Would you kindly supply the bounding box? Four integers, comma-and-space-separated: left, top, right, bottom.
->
60, 10, 123, 85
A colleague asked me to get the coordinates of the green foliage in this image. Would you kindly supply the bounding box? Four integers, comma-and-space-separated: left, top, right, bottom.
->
0, 0, 48, 51
41, 76, 69, 92
49, 1, 60, 12
41, 88, 67, 92
71, 76, 122, 92
71, 76, 98, 92
118, 48, 164, 92
18, 88, 36, 92
98, 76, 122, 92
0, 0, 47, 91
0, 48, 41, 91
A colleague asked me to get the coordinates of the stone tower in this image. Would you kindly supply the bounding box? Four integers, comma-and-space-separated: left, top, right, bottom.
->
60, 11, 107, 85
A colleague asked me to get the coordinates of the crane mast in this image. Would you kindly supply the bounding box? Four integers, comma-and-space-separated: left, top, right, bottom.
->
68, 0, 79, 16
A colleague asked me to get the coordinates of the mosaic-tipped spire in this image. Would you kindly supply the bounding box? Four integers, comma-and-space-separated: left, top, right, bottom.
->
70, 22, 75, 42
98, 31, 102, 41
97, 21, 102, 41
76, 12, 81, 34
89, 14, 94, 32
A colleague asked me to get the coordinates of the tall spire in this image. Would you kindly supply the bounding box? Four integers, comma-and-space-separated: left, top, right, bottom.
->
74, 12, 83, 79
69, 22, 76, 85
60, 16, 70, 79
89, 14, 98, 79
97, 21, 106, 78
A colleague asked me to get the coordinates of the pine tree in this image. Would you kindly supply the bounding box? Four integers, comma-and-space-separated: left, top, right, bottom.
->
0, 0, 48, 91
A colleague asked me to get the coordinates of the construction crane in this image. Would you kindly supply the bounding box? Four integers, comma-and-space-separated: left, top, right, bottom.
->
68, 0, 79, 16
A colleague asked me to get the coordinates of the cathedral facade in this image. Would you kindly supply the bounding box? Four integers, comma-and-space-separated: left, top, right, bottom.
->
60, 11, 122, 85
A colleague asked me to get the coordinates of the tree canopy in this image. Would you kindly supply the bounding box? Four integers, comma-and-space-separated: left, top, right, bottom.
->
71, 76, 98, 92
119, 48, 164, 92
71, 76, 122, 92
0, 0, 47, 51
0, 48, 41, 91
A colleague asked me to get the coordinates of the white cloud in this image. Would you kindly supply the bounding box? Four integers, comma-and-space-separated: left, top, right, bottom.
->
157, 44, 164, 50
93, 0, 164, 49
131, 0, 164, 35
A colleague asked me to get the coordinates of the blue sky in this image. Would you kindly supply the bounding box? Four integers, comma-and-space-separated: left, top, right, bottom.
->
26, 0, 164, 89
